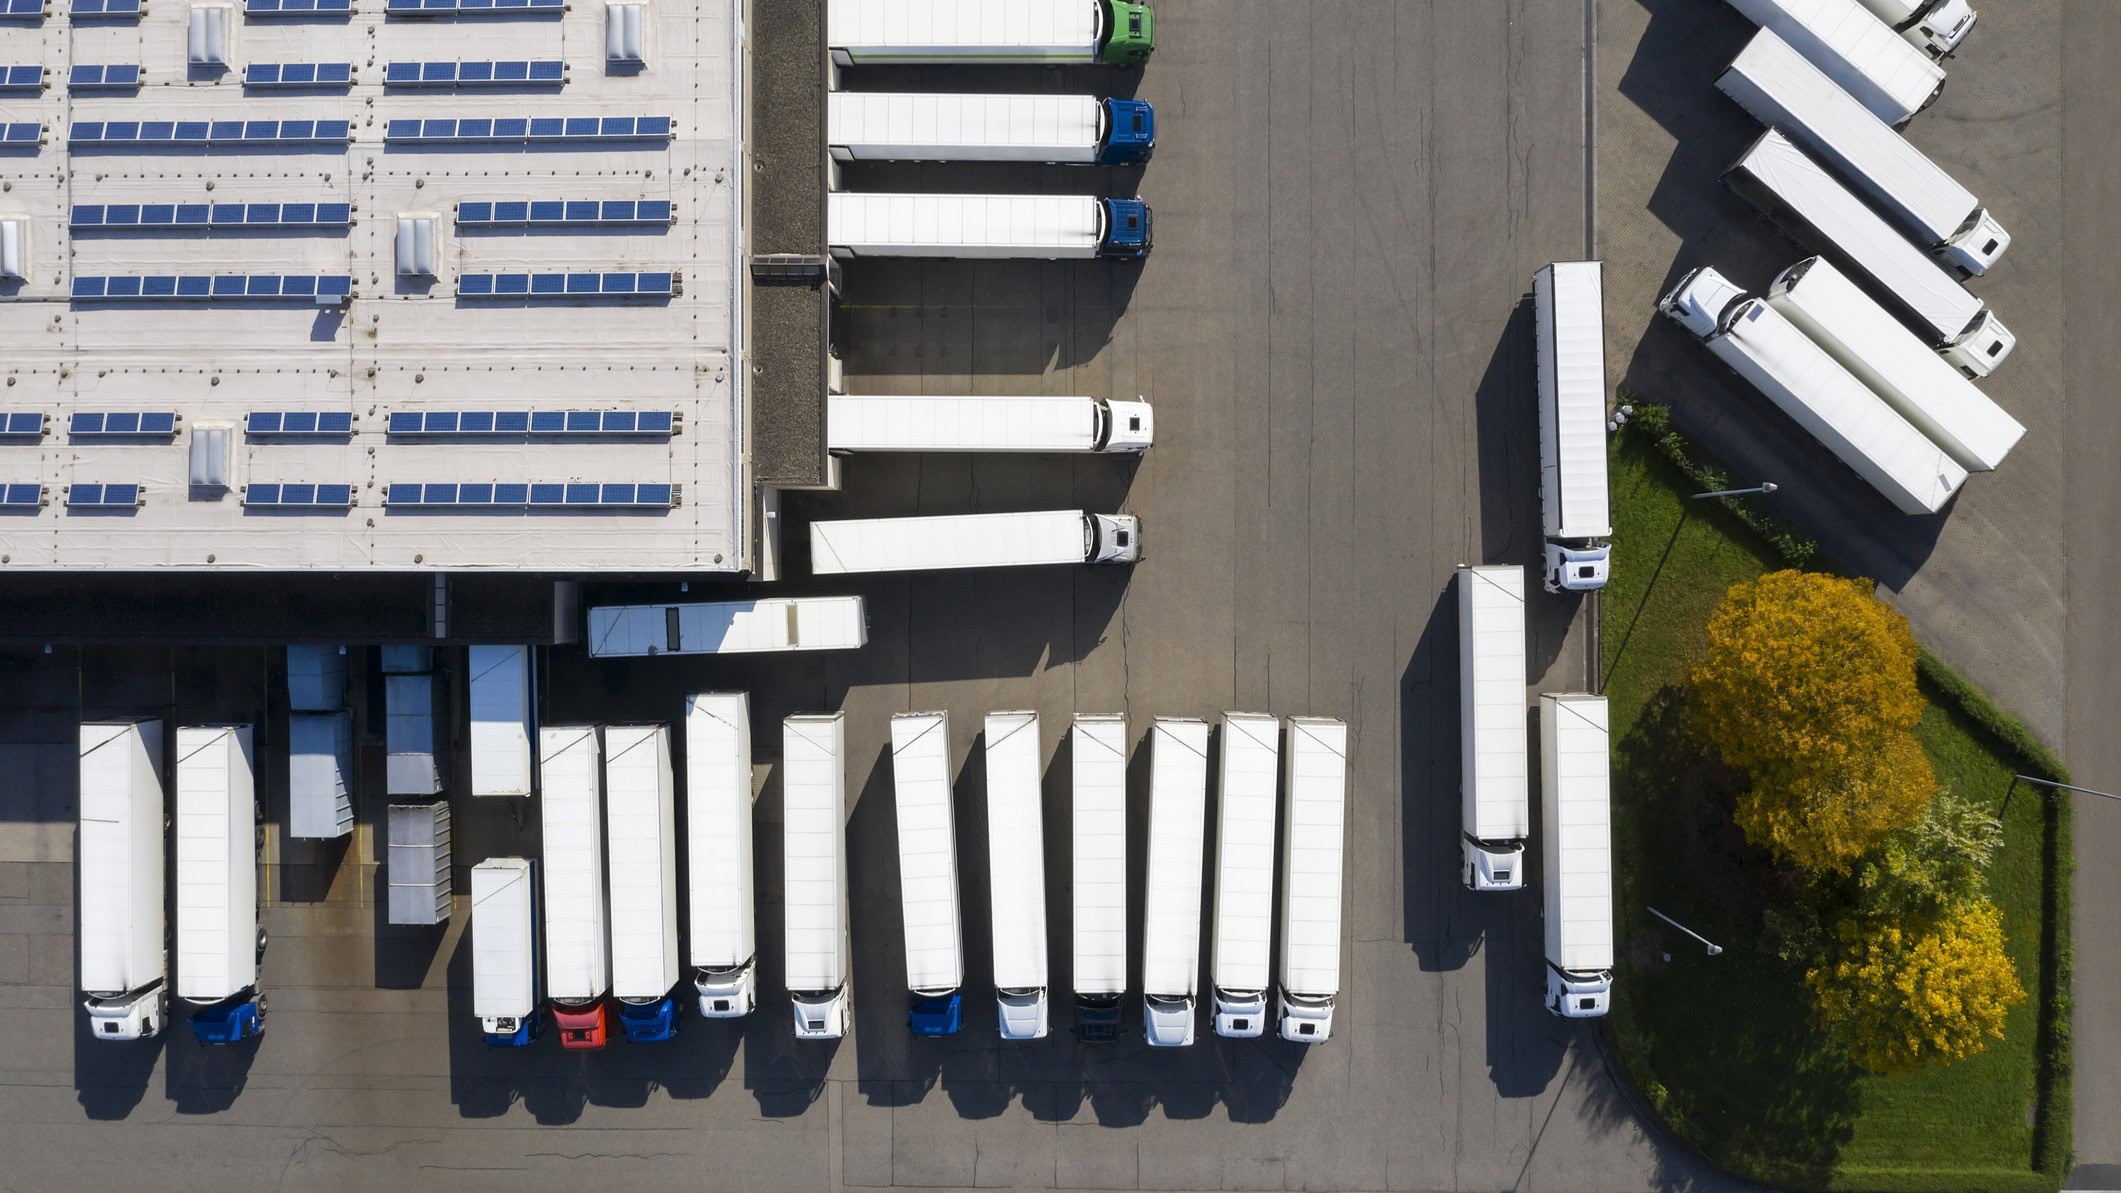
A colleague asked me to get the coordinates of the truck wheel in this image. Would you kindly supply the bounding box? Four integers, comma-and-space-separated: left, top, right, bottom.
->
256, 925, 268, 958
254, 993, 268, 1034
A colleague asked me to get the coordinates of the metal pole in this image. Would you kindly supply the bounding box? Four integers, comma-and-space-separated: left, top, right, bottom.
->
1647, 906, 1724, 956
2012, 773, 2121, 802
1691, 482, 1779, 500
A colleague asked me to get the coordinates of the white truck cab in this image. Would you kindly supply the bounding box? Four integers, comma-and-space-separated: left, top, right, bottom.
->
1090, 514, 1144, 563
1100, 398, 1155, 451
1659, 266, 1749, 338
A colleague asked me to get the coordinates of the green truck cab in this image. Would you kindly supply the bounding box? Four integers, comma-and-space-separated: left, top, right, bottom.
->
1103, 1, 1156, 65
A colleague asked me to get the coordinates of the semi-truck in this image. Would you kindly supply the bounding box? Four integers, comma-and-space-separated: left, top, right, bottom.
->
286, 645, 347, 711
288, 711, 353, 840
826, 394, 1154, 455
79, 720, 167, 1041
810, 510, 1142, 574
175, 725, 266, 1045
1723, 128, 2013, 378
1141, 716, 1208, 1048
984, 710, 1049, 1040
827, 0, 1155, 67
587, 597, 869, 656
471, 858, 540, 1046
1534, 261, 1612, 593
1723, 0, 1942, 126
828, 193, 1152, 261
384, 669, 445, 797
1661, 266, 1967, 515
540, 726, 611, 1050
1210, 712, 1279, 1039
686, 692, 757, 1018
784, 713, 852, 1040
1766, 257, 2024, 471
1279, 716, 1348, 1044
1070, 714, 1128, 1042
1718, 29, 2007, 278
1539, 694, 1614, 1018
828, 93, 1155, 166
1853, 0, 1976, 57
605, 724, 680, 1043
1458, 565, 1529, 892
890, 711, 964, 1036
468, 645, 535, 797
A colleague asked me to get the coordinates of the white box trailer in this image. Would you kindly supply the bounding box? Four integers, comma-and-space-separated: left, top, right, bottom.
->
828, 0, 1156, 67
605, 724, 681, 1042
468, 645, 535, 797
1070, 714, 1128, 1041
1723, 129, 2013, 378
983, 710, 1049, 1040
1719, 30, 2006, 277
827, 394, 1154, 454
1141, 717, 1208, 1047
827, 92, 1155, 166
1661, 267, 1967, 515
385, 801, 452, 926
1534, 261, 1612, 593
79, 719, 167, 1040
810, 510, 1142, 575
1539, 694, 1614, 1018
587, 597, 869, 657
286, 645, 347, 711
784, 713, 852, 1040
384, 671, 445, 796
539, 726, 611, 1048
1723, 0, 1942, 126
1458, 565, 1529, 892
1210, 712, 1280, 1039
288, 711, 354, 840
685, 692, 757, 1018
176, 725, 265, 1043
1767, 257, 2023, 471
1852, 0, 1976, 57
1279, 717, 1348, 1044
890, 711, 964, 1035
471, 858, 539, 1045
828, 193, 1152, 261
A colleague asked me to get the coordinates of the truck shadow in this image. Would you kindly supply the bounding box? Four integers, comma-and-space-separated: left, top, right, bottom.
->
1473, 298, 1541, 566
852, 739, 945, 1109
72, 1018, 162, 1120
161, 1016, 261, 1114
1484, 699, 1568, 1098
1402, 584, 1480, 973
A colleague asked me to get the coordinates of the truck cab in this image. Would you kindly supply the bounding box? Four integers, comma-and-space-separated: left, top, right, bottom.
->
483, 1013, 541, 1047
189, 992, 265, 1045
1142, 993, 1195, 1047
996, 988, 1049, 1040
1658, 265, 1748, 338
1074, 994, 1123, 1043
1097, 99, 1156, 166
791, 988, 850, 1040
1901, 0, 1976, 57
1097, 198, 1153, 259
908, 991, 962, 1037
1213, 990, 1267, 1038
85, 984, 167, 1041
1277, 990, 1334, 1044
1088, 514, 1144, 563
1461, 838, 1525, 892
1543, 543, 1609, 594
695, 963, 756, 1018
1936, 207, 2009, 279
616, 994, 679, 1043
1546, 967, 1613, 1019
1100, 1, 1155, 65
1941, 308, 2016, 380
1096, 398, 1155, 452
552, 1001, 610, 1050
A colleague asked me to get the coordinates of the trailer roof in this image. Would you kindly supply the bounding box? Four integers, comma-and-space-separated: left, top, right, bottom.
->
810, 509, 1089, 574
685, 693, 755, 970
604, 725, 678, 999
782, 715, 848, 991
1212, 713, 1280, 992
827, 194, 1102, 254
174, 726, 256, 1002
1070, 715, 1129, 994
1537, 262, 1612, 539
1460, 566, 1529, 838
983, 711, 1047, 989
828, 92, 1103, 154
1281, 718, 1347, 996
471, 859, 535, 1020
538, 727, 608, 1001
1729, 0, 1939, 124
829, 0, 1101, 52
1541, 696, 1613, 972
468, 646, 534, 797
826, 394, 1102, 453
78, 721, 162, 996
890, 713, 963, 992
1141, 718, 1209, 997
587, 597, 869, 656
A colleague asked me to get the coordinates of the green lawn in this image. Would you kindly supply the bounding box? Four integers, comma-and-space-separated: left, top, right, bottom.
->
1600, 433, 2065, 1193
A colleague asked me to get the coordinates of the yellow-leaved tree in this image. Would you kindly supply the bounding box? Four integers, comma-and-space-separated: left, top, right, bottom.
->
1805, 898, 2027, 1074
1735, 733, 1938, 872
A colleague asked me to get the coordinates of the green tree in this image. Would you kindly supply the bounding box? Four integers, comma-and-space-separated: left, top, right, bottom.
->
1854, 788, 2001, 919
1805, 898, 2027, 1075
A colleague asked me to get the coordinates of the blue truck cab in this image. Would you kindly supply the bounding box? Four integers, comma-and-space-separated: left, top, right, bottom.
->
908, 992, 962, 1037
484, 1013, 541, 1047
189, 992, 266, 1045
1098, 99, 1155, 166
1100, 197, 1152, 259
616, 996, 679, 1043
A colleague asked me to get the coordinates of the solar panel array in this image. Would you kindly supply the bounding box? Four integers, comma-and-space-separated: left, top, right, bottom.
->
386, 0, 563, 14
457, 199, 673, 227
0, 413, 46, 437
69, 64, 139, 89
246, 411, 355, 436
1, 124, 43, 147
69, 412, 177, 436
245, 483, 355, 508
0, 485, 44, 508
72, 201, 353, 231
384, 115, 672, 144
72, 274, 354, 301
245, 0, 352, 14
386, 409, 675, 435
457, 271, 678, 298
69, 0, 141, 15
384, 60, 565, 87
0, 0, 50, 18
386, 482, 676, 508
244, 62, 355, 88
70, 118, 354, 148
66, 484, 143, 507
0, 65, 44, 91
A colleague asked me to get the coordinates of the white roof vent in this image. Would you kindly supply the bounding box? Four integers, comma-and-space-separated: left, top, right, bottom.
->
0, 217, 27, 281
395, 214, 440, 278
606, 2, 646, 66
189, 424, 231, 491
188, 6, 232, 68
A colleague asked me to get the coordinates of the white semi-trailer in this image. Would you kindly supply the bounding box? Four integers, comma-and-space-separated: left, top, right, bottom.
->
891, 712, 964, 1037
1210, 712, 1279, 1039
1766, 257, 2024, 471
605, 724, 680, 1043
79, 720, 167, 1041
826, 394, 1154, 454
984, 711, 1050, 1040
1723, 129, 2013, 378
1661, 266, 1968, 515
1458, 565, 1529, 892
1279, 716, 1348, 1044
828, 0, 1156, 67
1539, 694, 1614, 1018
1534, 261, 1612, 593
810, 510, 1142, 575
1719, 30, 2006, 277
540, 726, 612, 1050
1723, 0, 1942, 126
1852, 0, 1976, 57
468, 645, 535, 797
587, 597, 868, 657
827, 92, 1156, 166
686, 692, 757, 1018
784, 713, 852, 1040
828, 193, 1152, 261
1141, 716, 1208, 1048
176, 726, 266, 1045
1070, 714, 1128, 1042
471, 858, 540, 1046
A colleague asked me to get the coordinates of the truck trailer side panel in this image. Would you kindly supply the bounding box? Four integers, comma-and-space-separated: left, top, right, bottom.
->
1070, 715, 1129, 997
604, 725, 679, 1002
587, 597, 869, 656
78, 721, 164, 1003
472, 859, 536, 1022
539, 727, 610, 1003
891, 712, 964, 994
1724, 0, 1943, 125
175, 726, 257, 1003
468, 645, 535, 796
685, 693, 756, 975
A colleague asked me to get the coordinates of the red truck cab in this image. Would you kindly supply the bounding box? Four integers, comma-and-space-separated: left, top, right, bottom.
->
552, 1000, 609, 1050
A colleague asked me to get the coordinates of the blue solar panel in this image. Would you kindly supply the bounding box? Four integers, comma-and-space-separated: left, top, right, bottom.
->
73, 201, 350, 230
385, 0, 560, 14
245, 482, 353, 508
385, 410, 677, 437
455, 198, 674, 228
70, 0, 141, 14
0, 413, 45, 437
70, 118, 352, 148
247, 0, 351, 12
71, 275, 354, 303
456, 271, 678, 299
0, 0, 49, 18
246, 411, 354, 436
0, 484, 42, 507
384, 114, 673, 145
66, 483, 141, 507
246, 62, 355, 88
0, 123, 43, 148
69, 412, 177, 437
0, 65, 44, 91
68, 64, 139, 89
386, 480, 674, 508
383, 59, 565, 88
